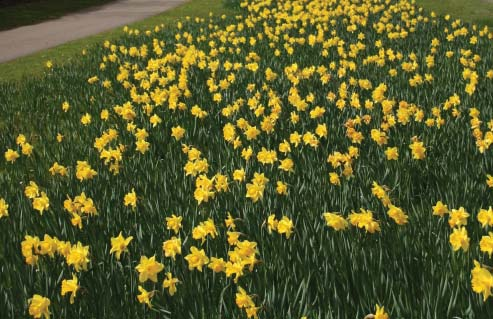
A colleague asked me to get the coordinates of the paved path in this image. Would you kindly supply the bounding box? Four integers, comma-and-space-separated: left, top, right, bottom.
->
0, 0, 186, 63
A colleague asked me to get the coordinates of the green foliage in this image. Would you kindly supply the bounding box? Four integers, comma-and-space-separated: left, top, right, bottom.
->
223, 0, 241, 9
416, 0, 493, 27
1, 0, 493, 318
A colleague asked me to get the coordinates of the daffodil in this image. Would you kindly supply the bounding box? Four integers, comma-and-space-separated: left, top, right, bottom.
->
387, 205, 409, 225
29, 295, 51, 319
409, 138, 426, 159
471, 260, 493, 301
110, 232, 133, 260
349, 209, 381, 233
171, 126, 185, 140
323, 212, 348, 231
124, 188, 137, 209
75, 161, 97, 181
66, 242, 90, 272
162, 272, 180, 296
449, 227, 470, 252
235, 287, 255, 309
478, 207, 493, 228
0, 198, 9, 218
61, 274, 80, 304
184, 246, 209, 272
162, 236, 181, 260
61, 101, 70, 112
432, 201, 449, 217
374, 304, 389, 319
385, 147, 399, 160
135, 255, 164, 283
32, 192, 50, 215
4, 149, 19, 163
137, 286, 154, 307
480, 233, 493, 257
448, 207, 469, 228
277, 216, 294, 238
166, 214, 183, 234
208, 257, 226, 273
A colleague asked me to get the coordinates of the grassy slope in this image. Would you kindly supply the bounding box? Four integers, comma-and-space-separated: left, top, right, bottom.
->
416, 0, 493, 26
0, 0, 493, 318
0, 0, 237, 83
1, 0, 491, 84
0, 0, 118, 31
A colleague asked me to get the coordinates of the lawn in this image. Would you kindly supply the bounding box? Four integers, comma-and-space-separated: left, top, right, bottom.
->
416, 0, 493, 27
1, 0, 492, 84
1, 0, 493, 318
0, 0, 238, 83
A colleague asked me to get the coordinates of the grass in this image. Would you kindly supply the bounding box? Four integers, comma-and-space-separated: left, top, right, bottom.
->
0, 0, 118, 31
416, 0, 493, 27
0, 0, 490, 84
0, 0, 238, 83
1, 0, 493, 317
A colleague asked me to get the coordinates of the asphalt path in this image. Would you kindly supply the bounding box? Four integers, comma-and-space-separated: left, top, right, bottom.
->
0, 0, 186, 63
